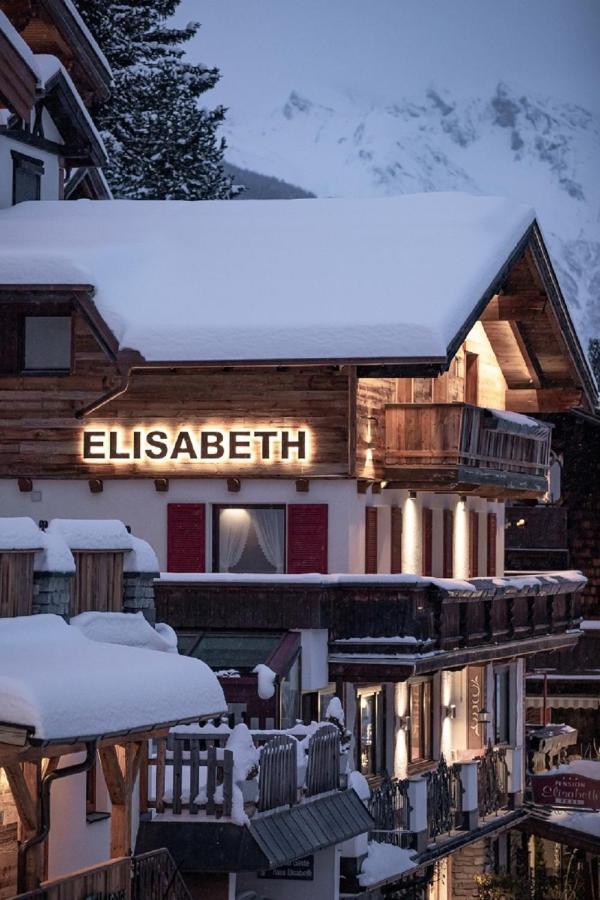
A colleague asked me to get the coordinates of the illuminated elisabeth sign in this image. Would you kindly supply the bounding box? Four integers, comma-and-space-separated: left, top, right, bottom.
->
82, 427, 310, 464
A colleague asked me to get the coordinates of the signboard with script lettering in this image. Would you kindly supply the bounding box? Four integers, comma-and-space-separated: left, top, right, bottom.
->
467, 665, 486, 750
258, 855, 314, 881
532, 763, 600, 810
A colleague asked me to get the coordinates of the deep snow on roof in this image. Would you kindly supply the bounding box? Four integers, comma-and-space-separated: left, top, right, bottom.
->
0, 615, 225, 741
0, 194, 535, 364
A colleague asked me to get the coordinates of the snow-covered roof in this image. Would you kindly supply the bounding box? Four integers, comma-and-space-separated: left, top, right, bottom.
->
0, 614, 225, 741
47, 518, 132, 552
60, 0, 111, 80
36, 55, 107, 164
0, 10, 39, 79
0, 517, 43, 552
70, 611, 177, 653
0, 194, 535, 364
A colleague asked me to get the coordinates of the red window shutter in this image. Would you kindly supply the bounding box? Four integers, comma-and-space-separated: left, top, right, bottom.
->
365, 507, 378, 574
443, 509, 454, 578
287, 504, 328, 574
167, 503, 205, 572
422, 508, 433, 577
391, 507, 403, 573
487, 513, 498, 576
469, 511, 480, 578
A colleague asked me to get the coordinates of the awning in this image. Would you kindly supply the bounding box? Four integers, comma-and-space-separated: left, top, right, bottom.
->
527, 696, 600, 710
249, 790, 373, 869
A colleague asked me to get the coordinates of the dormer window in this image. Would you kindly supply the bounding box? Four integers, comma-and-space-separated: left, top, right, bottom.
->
23, 316, 72, 372
12, 151, 44, 205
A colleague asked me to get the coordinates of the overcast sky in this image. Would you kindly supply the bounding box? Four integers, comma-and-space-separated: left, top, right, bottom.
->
175, 0, 600, 121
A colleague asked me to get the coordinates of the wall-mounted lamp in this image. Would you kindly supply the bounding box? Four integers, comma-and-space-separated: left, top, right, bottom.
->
516, 518, 526, 527
38, 520, 48, 532
399, 715, 412, 731
459, 495, 467, 504
227, 477, 241, 493
477, 707, 491, 724
443, 704, 457, 720
380, 481, 389, 489
408, 490, 417, 500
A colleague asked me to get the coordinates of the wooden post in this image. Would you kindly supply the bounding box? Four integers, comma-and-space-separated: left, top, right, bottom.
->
99, 743, 143, 859
4, 761, 44, 891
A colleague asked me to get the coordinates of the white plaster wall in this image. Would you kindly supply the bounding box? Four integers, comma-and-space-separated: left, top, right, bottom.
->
47, 751, 141, 881
299, 629, 329, 692
0, 134, 61, 207
236, 845, 340, 900
47, 753, 109, 880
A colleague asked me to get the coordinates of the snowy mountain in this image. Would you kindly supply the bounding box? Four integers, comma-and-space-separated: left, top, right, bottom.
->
225, 83, 600, 346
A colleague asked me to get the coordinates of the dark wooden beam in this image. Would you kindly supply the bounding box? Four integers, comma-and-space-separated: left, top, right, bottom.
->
508, 321, 543, 389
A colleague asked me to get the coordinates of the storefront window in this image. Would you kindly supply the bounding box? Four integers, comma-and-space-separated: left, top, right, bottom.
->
408, 678, 433, 765
214, 506, 285, 573
358, 687, 384, 777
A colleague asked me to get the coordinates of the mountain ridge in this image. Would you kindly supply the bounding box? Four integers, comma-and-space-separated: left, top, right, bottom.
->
225, 82, 600, 347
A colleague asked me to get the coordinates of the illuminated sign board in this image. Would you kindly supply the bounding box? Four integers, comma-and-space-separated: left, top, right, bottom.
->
82, 427, 310, 464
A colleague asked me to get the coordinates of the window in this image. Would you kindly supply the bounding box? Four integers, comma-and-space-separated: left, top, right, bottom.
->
214, 505, 285, 573
408, 678, 433, 765
494, 668, 510, 744
23, 316, 71, 372
12, 151, 44, 204
280, 654, 301, 729
357, 687, 384, 778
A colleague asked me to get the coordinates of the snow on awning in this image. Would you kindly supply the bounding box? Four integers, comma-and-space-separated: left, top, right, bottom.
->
0, 517, 43, 552
483, 408, 552, 439
0, 194, 535, 365
47, 518, 133, 552
0, 615, 226, 742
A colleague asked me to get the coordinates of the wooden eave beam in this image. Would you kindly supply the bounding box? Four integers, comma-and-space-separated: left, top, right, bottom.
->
2, 763, 38, 831
508, 321, 543, 389
480, 293, 547, 322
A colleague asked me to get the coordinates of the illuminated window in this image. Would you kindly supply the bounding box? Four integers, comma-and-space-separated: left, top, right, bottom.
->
214, 505, 285, 573
494, 668, 510, 744
408, 678, 433, 765
357, 686, 384, 778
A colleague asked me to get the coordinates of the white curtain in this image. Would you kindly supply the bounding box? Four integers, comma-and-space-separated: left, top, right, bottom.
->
219, 509, 251, 572
253, 508, 285, 573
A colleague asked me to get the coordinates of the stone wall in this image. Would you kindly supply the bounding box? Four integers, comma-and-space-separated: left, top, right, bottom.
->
32, 573, 73, 618
450, 837, 490, 899
123, 573, 158, 623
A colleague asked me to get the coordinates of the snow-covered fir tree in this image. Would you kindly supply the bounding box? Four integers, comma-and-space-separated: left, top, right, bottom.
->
77, 0, 234, 199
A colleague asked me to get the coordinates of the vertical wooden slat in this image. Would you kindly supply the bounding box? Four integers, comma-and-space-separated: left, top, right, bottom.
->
443, 509, 454, 578
422, 508, 433, 577
171, 737, 182, 815
487, 512, 498, 577
189, 740, 199, 815
206, 746, 216, 815
222, 750, 234, 818
365, 507, 378, 574
390, 507, 403, 573
469, 511, 480, 578
155, 739, 166, 814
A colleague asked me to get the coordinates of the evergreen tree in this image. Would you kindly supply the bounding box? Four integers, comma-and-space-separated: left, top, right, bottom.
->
77, 0, 234, 199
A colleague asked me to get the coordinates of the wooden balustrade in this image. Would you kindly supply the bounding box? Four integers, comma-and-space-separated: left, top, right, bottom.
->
476, 743, 509, 818
426, 756, 463, 840
149, 734, 234, 818
384, 403, 551, 496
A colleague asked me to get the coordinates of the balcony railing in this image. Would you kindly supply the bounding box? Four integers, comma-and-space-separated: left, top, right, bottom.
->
148, 724, 342, 820
384, 403, 552, 496
426, 756, 463, 839
477, 743, 509, 818
15, 849, 191, 900
367, 776, 410, 844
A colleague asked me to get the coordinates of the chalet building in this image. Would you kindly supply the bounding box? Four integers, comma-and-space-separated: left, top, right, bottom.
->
0, 1, 109, 207
0, 194, 595, 897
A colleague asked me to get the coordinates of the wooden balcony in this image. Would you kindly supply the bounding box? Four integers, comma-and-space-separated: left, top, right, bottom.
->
384, 403, 552, 497
157, 572, 585, 679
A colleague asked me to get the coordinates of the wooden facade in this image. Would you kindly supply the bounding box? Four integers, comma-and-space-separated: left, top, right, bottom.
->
0, 242, 592, 499
0, 552, 36, 618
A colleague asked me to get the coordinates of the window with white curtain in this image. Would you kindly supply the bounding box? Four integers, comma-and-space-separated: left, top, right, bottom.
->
215, 506, 285, 573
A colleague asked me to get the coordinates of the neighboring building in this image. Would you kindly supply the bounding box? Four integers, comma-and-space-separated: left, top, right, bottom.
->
0, 193, 593, 897
0, 1, 109, 207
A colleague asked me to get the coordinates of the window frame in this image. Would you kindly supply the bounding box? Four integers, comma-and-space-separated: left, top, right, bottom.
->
493, 666, 511, 746
12, 150, 44, 205
212, 503, 287, 574
357, 684, 385, 780
20, 313, 73, 375
407, 676, 434, 772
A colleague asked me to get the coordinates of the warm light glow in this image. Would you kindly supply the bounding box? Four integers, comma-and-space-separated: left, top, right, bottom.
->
401, 494, 420, 574
440, 671, 453, 758
394, 684, 408, 778
81, 423, 314, 467
453, 496, 469, 579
